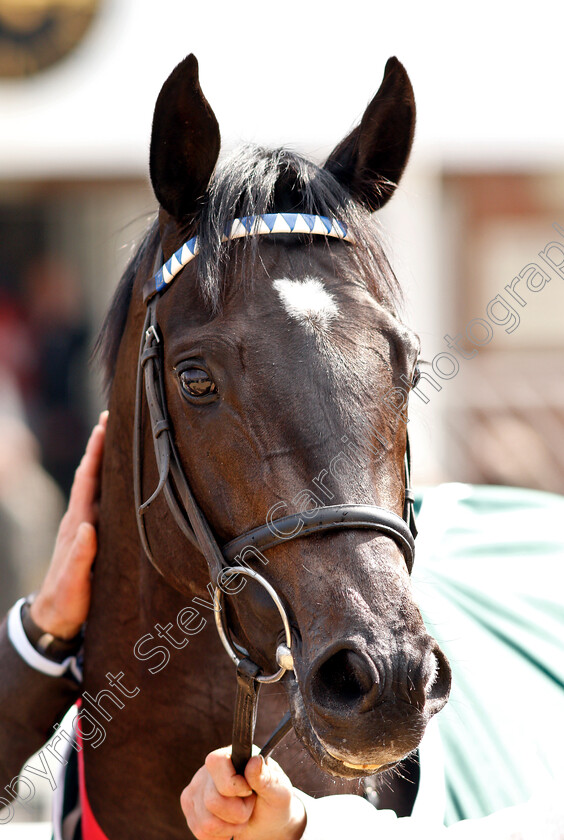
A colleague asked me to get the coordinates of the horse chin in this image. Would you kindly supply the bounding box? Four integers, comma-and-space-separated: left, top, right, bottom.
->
285, 677, 404, 781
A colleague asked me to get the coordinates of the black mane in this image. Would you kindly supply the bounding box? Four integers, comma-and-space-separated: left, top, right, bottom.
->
95, 146, 403, 388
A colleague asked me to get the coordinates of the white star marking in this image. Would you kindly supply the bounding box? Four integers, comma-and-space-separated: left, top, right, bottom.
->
273, 277, 339, 334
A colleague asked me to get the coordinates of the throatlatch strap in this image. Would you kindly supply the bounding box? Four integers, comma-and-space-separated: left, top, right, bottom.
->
231, 658, 261, 776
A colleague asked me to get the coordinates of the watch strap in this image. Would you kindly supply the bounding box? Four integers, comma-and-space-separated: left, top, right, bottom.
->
21, 599, 84, 664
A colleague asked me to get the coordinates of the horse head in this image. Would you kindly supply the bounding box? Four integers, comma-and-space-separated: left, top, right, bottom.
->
119, 54, 450, 780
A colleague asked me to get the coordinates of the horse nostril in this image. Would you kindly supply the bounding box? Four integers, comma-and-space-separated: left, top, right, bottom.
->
311, 648, 379, 709
425, 645, 451, 713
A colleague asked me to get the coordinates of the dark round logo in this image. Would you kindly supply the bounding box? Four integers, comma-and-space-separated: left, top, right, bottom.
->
0, 0, 101, 78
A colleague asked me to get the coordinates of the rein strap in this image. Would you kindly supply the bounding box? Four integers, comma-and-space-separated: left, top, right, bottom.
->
231, 658, 262, 776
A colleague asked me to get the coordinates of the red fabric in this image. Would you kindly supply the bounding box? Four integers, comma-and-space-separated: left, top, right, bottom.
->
76, 701, 111, 840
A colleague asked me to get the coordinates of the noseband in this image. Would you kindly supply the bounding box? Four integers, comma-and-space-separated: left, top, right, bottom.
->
133, 213, 417, 775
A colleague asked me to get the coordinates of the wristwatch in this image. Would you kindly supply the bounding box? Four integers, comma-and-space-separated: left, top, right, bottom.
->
20, 598, 84, 664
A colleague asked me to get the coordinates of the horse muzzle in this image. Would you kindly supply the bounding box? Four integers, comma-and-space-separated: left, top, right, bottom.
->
291, 637, 451, 777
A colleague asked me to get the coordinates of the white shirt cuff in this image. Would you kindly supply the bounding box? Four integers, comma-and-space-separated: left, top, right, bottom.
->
7, 598, 82, 682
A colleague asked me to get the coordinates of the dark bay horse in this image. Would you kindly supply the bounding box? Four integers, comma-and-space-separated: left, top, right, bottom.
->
84, 54, 451, 838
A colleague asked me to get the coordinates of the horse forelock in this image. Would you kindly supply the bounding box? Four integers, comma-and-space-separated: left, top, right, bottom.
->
95, 145, 404, 390
197, 146, 403, 313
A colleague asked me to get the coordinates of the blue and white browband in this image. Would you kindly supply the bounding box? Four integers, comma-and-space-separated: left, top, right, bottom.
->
143, 212, 355, 302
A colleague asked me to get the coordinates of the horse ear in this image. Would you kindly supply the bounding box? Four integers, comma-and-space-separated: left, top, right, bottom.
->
324, 57, 415, 211
149, 54, 220, 220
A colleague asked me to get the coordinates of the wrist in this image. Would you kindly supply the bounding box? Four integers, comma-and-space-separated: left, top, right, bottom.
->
22, 598, 83, 663
29, 594, 81, 640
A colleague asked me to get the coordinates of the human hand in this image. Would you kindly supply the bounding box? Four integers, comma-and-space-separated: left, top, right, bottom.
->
29, 411, 107, 639
180, 747, 306, 840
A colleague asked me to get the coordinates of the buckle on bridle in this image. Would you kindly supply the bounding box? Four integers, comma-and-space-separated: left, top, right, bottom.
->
145, 324, 160, 345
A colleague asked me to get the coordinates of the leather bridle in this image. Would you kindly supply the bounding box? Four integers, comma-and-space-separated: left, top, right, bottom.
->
133, 220, 418, 776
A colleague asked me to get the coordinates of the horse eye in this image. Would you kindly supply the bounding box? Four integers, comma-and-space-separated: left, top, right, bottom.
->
412, 364, 421, 388
178, 368, 217, 398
